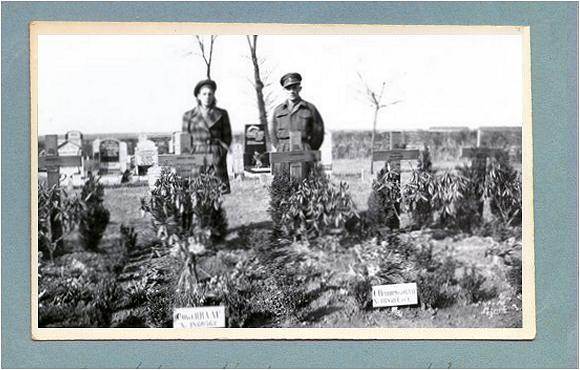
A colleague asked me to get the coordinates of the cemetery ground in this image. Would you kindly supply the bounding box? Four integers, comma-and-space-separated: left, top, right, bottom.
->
38, 158, 523, 329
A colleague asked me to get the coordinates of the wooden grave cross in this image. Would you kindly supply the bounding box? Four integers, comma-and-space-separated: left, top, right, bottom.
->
460, 147, 506, 170
460, 146, 507, 221
270, 131, 321, 180
372, 149, 421, 172
157, 132, 217, 178
371, 148, 421, 230
38, 134, 83, 187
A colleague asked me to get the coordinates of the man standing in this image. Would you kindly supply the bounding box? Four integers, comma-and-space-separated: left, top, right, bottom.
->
269, 72, 325, 152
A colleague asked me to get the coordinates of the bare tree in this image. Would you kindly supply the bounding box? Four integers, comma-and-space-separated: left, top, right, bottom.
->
195, 35, 217, 79
358, 72, 402, 173
246, 35, 268, 127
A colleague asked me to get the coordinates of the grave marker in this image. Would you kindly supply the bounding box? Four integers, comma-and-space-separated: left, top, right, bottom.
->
461, 146, 507, 221
97, 139, 128, 175
371, 148, 421, 229
158, 132, 217, 178
147, 165, 162, 190
270, 131, 321, 180
57, 131, 84, 184
244, 124, 270, 173
135, 136, 159, 175
320, 130, 333, 173
372, 283, 418, 308
173, 306, 226, 328
39, 135, 82, 187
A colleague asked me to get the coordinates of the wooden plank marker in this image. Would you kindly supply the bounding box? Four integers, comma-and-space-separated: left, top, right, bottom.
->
38, 134, 82, 187
460, 147, 506, 173
372, 149, 420, 172
270, 131, 321, 180
157, 132, 217, 178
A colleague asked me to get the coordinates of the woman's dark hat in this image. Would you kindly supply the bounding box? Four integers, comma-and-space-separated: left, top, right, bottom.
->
280, 72, 302, 88
194, 79, 217, 96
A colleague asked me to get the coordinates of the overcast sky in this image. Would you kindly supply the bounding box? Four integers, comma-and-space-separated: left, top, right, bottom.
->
38, 33, 523, 135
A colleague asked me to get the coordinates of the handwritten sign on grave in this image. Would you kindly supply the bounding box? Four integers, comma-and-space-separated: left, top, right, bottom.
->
173, 306, 226, 328
372, 283, 418, 308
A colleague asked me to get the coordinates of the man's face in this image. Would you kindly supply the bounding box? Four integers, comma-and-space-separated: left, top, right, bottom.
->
285, 83, 302, 102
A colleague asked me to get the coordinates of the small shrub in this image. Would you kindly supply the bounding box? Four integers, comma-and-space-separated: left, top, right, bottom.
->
278, 167, 359, 240
141, 167, 228, 246
417, 145, 433, 173
454, 162, 486, 231
460, 265, 497, 303
170, 227, 213, 307
188, 167, 228, 242
431, 171, 472, 230
367, 163, 401, 230
485, 155, 522, 226
506, 258, 522, 294
38, 183, 82, 261
38, 267, 120, 328
146, 286, 174, 328
403, 168, 435, 227
351, 278, 373, 310
413, 244, 458, 309
79, 175, 110, 252
349, 240, 411, 310
120, 224, 137, 252
268, 168, 301, 238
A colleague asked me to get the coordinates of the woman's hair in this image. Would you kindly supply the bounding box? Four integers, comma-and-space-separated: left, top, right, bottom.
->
195, 85, 217, 107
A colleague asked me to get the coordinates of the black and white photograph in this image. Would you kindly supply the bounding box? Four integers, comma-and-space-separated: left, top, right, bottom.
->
32, 23, 534, 339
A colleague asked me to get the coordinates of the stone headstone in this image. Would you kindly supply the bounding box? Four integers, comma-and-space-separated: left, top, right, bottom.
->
98, 139, 128, 174
135, 137, 159, 175
320, 130, 333, 173
244, 124, 270, 173
172, 131, 191, 155
57, 140, 83, 181
65, 130, 83, 147
227, 143, 244, 178
147, 165, 162, 190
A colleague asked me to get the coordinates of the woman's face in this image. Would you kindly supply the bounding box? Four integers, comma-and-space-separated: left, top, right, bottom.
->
197, 85, 215, 107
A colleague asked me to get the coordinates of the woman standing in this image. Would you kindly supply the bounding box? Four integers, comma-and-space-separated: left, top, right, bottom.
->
182, 79, 232, 193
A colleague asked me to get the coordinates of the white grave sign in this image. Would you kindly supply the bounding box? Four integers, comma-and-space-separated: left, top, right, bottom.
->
173, 306, 226, 328
372, 283, 418, 308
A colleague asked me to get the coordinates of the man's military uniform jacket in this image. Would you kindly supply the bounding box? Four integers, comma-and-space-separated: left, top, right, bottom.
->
269, 99, 324, 152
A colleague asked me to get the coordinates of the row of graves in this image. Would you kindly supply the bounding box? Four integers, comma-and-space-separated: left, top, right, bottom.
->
170, 128, 517, 328
39, 126, 515, 192
39, 131, 131, 188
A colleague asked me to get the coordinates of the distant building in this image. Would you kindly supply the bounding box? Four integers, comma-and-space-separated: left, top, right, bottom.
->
428, 126, 471, 132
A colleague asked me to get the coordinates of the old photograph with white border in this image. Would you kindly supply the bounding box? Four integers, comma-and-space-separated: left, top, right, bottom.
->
31, 22, 535, 340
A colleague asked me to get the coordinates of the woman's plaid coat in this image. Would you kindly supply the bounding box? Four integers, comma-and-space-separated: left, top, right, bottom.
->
182, 105, 232, 193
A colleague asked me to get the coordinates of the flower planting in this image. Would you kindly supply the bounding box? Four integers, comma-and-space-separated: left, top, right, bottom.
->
79, 174, 111, 252
367, 163, 402, 230
37, 150, 523, 329
38, 183, 82, 261
485, 154, 522, 226
276, 166, 359, 240
140, 167, 229, 312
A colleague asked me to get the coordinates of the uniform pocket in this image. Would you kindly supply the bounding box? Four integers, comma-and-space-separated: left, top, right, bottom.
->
277, 128, 289, 139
